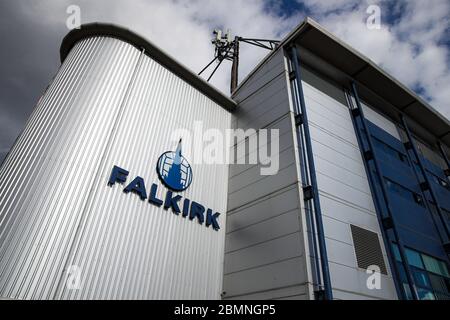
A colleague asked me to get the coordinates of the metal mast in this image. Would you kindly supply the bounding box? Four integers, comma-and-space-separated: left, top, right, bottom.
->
198, 29, 280, 94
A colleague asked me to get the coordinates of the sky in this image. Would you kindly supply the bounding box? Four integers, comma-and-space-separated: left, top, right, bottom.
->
0, 0, 449, 164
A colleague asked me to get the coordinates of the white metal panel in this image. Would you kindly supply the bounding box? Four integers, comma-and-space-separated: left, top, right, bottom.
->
60, 48, 230, 300
223, 257, 306, 298
301, 68, 397, 300
229, 285, 307, 300
0, 35, 231, 300
224, 50, 310, 300
0, 37, 141, 299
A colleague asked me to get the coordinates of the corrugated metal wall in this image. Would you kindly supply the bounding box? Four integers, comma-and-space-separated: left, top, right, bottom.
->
0, 36, 230, 299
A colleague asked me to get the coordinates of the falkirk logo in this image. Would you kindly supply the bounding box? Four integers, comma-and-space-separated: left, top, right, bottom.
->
107, 140, 220, 231
156, 139, 192, 191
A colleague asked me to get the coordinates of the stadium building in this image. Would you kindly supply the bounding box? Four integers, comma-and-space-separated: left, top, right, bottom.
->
0, 18, 449, 300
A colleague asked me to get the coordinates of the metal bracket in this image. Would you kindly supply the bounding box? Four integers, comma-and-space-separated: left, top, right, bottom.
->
351, 108, 361, 117
443, 242, 450, 255
444, 169, 450, 177
295, 113, 304, 126
382, 217, 394, 230
420, 182, 430, 191
364, 150, 374, 161
314, 289, 326, 300
303, 185, 314, 201
404, 141, 413, 150
289, 71, 296, 81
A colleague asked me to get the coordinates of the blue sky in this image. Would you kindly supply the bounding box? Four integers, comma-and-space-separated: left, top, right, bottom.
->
0, 0, 449, 163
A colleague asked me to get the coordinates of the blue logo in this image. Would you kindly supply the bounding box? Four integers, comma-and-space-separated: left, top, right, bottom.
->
107, 139, 220, 231
156, 139, 193, 192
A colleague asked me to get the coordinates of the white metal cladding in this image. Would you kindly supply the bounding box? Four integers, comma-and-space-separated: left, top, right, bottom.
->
224, 50, 310, 300
0, 36, 140, 299
0, 35, 230, 299
300, 67, 397, 300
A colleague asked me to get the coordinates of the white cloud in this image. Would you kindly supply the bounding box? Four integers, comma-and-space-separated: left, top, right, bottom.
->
61, 0, 301, 94
303, 0, 450, 117
301, 0, 360, 13
18, 0, 450, 117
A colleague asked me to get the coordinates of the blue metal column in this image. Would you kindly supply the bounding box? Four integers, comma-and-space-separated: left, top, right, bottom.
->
438, 143, 450, 254
437, 142, 450, 179
400, 115, 450, 244
288, 57, 323, 293
349, 82, 419, 300
345, 91, 403, 300
288, 45, 333, 300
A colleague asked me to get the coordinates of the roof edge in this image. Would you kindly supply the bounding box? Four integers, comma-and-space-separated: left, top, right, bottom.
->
301, 18, 450, 129
232, 17, 449, 147
60, 23, 236, 112
231, 18, 311, 97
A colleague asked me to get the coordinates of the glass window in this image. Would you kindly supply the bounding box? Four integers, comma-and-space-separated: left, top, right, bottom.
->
438, 177, 449, 189
412, 268, 431, 288
438, 260, 450, 278
396, 262, 408, 283
392, 246, 450, 300
403, 283, 413, 300
443, 208, 450, 221
405, 249, 424, 269
392, 244, 402, 262
429, 273, 448, 293
431, 174, 450, 190
385, 178, 424, 206
412, 193, 425, 206
417, 288, 435, 300
373, 138, 409, 165
422, 254, 447, 276
434, 292, 450, 300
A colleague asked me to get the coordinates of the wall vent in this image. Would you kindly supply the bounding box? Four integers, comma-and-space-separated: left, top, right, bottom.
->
350, 225, 387, 274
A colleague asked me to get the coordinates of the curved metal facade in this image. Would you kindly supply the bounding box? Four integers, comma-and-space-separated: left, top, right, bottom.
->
0, 35, 230, 299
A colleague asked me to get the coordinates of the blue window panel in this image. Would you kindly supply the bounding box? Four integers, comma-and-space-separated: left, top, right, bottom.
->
393, 244, 402, 262
442, 208, 450, 226
388, 179, 423, 203
431, 181, 450, 211
366, 121, 405, 153
434, 292, 450, 300
430, 174, 450, 194
406, 249, 424, 269
364, 119, 450, 284
396, 263, 408, 282
397, 227, 447, 261
389, 199, 438, 238
436, 194, 450, 212
403, 283, 413, 300
421, 156, 446, 178
419, 157, 450, 209
394, 245, 450, 299
412, 268, 431, 288
372, 137, 410, 166
378, 165, 418, 193
429, 274, 450, 293
417, 287, 436, 300
422, 254, 450, 277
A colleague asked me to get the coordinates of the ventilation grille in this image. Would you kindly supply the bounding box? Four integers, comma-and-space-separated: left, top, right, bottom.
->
350, 225, 387, 274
